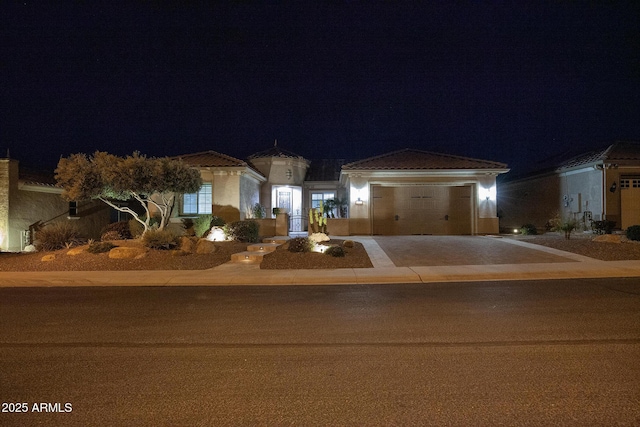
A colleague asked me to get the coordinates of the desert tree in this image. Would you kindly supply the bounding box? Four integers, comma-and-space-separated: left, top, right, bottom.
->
55, 151, 202, 234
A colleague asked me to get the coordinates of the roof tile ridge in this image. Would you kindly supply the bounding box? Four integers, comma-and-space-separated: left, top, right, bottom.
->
175, 150, 247, 165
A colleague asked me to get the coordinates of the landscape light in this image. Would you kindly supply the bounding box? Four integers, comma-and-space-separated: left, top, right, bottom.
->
206, 227, 226, 242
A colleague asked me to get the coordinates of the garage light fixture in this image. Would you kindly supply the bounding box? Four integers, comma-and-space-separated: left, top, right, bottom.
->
479, 186, 496, 202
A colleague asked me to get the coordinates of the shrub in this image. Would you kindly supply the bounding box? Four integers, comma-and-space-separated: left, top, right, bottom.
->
142, 229, 179, 250
181, 218, 195, 236
592, 220, 616, 235
129, 218, 144, 238
101, 230, 123, 242
288, 237, 312, 253
519, 224, 537, 235
193, 214, 226, 238
325, 245, 345, 257
128, 216, 161, 238
626, 225, 640, 241
224, 220, 260, 243
87, 241, 116, 254
343, 239, 355, 248
100, 221, 132, 240
35, 222, 83, 251
252, 203, 266, 219
549, 213, 578, 240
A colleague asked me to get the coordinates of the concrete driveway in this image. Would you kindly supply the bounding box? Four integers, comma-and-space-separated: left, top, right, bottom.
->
372, 236, 576, 267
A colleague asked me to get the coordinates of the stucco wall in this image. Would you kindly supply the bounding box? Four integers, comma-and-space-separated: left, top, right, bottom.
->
499, 173, 561, 232
240, 173, 261, 220
212, 172, 241, 223
559, 168, 603, 221
0, 160, 17, 250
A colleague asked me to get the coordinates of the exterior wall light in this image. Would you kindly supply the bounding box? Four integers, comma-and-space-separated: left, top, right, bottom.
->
610, 181, 617, 193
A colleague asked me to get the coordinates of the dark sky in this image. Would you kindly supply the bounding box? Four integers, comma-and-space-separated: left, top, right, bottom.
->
2, 2, 639, 174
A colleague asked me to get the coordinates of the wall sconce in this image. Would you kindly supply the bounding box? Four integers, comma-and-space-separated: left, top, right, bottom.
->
610, 181, 617, 193
355, 197, 364, 205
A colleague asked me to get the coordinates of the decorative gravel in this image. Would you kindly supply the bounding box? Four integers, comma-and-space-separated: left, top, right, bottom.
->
260, 239, 373, 270
0, 240, 248, 271
516, 234, 640, 261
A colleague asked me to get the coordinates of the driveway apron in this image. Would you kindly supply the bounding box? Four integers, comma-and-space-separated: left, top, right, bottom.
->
372, 236, 577, 267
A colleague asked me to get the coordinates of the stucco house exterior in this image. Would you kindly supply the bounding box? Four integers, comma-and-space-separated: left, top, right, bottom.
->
174, 146, 509, 236
498, 141, 640, 233
0, 158, 110, 252
1, 145, 509, 251
340, 149, 509, 235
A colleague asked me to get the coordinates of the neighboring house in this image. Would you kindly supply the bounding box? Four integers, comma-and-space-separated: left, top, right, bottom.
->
498, 141, 640, 233
0, 158, 110, 251
340, 149, 509, 235
174, 146, 509, 235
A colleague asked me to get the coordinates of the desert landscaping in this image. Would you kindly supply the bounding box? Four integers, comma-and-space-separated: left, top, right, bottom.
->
1, 232, 640, 272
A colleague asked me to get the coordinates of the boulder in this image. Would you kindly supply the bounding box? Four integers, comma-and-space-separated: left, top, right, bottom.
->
593, 234, 622, 244
195, 239, 217, 254
66, 247, 86, 256
108, 246, 148, 259
309, 232, 330, 243
41, 254, 56, 262
179, 237, 196, 253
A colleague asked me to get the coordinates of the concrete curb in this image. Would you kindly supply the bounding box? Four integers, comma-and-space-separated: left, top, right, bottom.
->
2, 260, 640, 287
2, 237, 640, 287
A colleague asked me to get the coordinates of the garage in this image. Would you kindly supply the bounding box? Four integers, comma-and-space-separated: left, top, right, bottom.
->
341, 148, 509, 235
372, 185, 472, 235
621, 177, 640, 229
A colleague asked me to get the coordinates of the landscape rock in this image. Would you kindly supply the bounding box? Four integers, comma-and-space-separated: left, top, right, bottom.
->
41, 254, 56, 262
108, 246, 148, 259
66, 247, 86, 256
309, 233, 330, 243
195, 239, 217, 254
179, 237, 196, 253
593, 234, 622, 244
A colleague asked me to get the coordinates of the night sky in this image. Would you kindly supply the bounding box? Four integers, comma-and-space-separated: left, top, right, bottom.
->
2, 2, 639, 175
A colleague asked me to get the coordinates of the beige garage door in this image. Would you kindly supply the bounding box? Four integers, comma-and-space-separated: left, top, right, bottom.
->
621, 178, 640, 229
372, 185, 472, 235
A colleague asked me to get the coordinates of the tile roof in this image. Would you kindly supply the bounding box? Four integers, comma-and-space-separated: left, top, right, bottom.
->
20, 167, 58, 187
248, 143, 306, 160
174, 150, 250, 168
342, 148, 508, 171
560, 141, 640, 169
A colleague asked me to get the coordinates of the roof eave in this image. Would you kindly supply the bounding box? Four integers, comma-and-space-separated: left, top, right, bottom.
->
341, 168, 510, 178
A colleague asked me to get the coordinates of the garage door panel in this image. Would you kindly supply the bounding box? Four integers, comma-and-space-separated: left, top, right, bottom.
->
372, 185, 471, 235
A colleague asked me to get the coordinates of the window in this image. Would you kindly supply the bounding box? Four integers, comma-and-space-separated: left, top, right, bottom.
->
311, 192, 336, 216
311, 192, 335, 208
620, 178, 640, 189
183, 183, 212, 214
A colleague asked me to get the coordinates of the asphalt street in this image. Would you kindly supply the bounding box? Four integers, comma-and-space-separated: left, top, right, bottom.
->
1, 279, 639, 426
